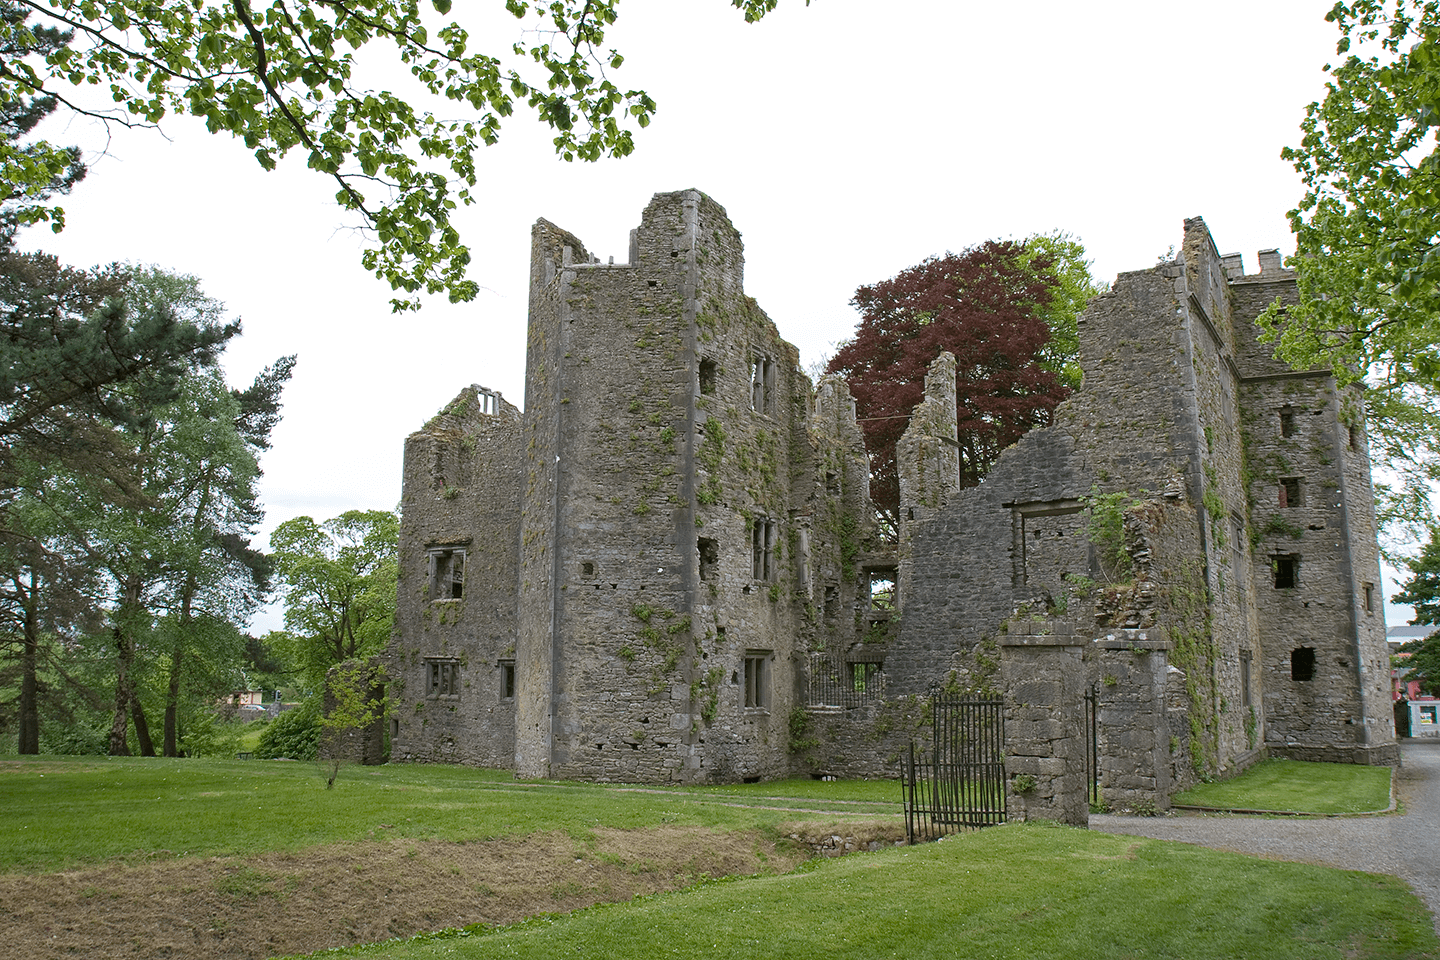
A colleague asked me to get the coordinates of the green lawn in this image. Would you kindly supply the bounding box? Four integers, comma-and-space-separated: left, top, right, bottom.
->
1, 757, 1432, 960
1173, 759, 1393, 814
0, 756, 899, 871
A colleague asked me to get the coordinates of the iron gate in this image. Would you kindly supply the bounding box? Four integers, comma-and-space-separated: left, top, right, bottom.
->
901, 693, 1006, 842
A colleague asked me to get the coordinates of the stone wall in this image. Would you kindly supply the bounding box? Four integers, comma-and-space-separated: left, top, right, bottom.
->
390, 386, 521, 767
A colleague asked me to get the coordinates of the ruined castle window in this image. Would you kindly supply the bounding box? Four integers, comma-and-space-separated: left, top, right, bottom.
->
698, 358, 717, 396
851, 661, 882, 693
824, 584, 839, 620
478, 389, 499, 416
752, 518, 777, 580
1348, 425, 1359, 450
744, 651, 771, 710
1279, 478, 1302, 508
751, 354, 775, 414
698, 537, 718, 581
1363, 582, 1375, 614
1291, 646, 1316, 682
1272, 554, 1299, 589
426, 659, 459, 697
428, 547, 466, 600
500, 660, 516, 699
1279, 407, 1297, 437
868, 569, 897, 612
581, 561, 595, 578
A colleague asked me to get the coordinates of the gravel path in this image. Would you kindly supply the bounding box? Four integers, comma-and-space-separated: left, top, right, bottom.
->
1092, 739, 1440, 931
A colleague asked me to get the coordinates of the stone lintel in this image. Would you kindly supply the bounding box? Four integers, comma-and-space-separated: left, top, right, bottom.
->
997, 634, 1084, 648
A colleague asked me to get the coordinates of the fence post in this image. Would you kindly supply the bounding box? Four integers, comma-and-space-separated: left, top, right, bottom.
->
997, 626, 1089, 827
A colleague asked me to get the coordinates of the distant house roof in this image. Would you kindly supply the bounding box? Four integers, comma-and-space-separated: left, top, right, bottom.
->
1389, 625, 1437, 645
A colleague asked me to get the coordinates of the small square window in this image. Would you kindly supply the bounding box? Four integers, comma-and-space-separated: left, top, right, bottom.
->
427, 659, 459, 697
698, 537, 718, 581
1291, 646, 1316, 681
1272, 554, 1299, 589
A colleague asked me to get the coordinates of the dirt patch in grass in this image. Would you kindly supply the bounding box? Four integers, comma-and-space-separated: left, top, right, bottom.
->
0, 826, 813, 960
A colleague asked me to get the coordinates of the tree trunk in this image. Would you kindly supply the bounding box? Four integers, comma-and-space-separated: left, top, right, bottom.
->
18, 596, 39, 754
163, 644, 182, 757
132, 698, 156, 756
108, 625, 132, 756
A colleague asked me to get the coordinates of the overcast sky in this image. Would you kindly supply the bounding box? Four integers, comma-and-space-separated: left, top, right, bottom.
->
22, 0, 1415, 629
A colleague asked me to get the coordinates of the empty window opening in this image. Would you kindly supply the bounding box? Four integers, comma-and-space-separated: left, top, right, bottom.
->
1239, 652, 1253, 709
1272, 554, 1299, 589
824, 585, 839, 620
426, 659, 459, 697
698, 358, 718, 396
851, 661, 882, 693
581, 561, 595, 577
478, 389, 499, 415
698, 537, 718, 581
744, 651, 771, 709
1363, 582, 1375, 613
500, 660, 516, 699
868, 569, 897, 612
1348, 424, 1359, 450
1291, 646, 1316, 682
750, 353, 776, 414
752, 518, 777, 580
429, 547, 466, 600
1279, 478, 1301, 508
1279, 407, 1297, 438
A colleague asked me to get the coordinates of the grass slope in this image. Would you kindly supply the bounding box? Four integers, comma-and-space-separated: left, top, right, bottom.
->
321, 824, 1439, 960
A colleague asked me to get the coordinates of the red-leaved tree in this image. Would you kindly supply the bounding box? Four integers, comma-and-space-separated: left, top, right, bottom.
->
828, 237, 1093, 533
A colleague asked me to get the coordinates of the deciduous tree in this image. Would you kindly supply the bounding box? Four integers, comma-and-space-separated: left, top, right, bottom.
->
1, 0, 797, 308
1265, 0, 1440, 548
826, 237, 1097, 531
269, 510, 398, 691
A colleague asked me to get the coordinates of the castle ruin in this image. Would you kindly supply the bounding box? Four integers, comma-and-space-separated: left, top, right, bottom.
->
386, 190, 1396, 808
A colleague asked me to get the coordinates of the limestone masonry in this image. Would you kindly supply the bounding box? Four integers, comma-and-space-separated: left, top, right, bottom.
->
386, 190, 1396, 808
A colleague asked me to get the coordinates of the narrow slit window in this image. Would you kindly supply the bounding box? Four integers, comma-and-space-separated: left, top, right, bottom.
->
751, 518, 777, 581
750, 353, 775, 414
500, 660, 516, 699
744, 651, 770, 709
868, 570, 896, 612
1279, 407, 1296, 438
698, 358, 718, 396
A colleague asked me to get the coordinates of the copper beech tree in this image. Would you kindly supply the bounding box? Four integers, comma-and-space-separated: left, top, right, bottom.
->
827, 238, 1095, 533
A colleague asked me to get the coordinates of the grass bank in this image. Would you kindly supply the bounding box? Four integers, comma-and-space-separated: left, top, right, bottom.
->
315, 822, 1438, 960
1173, 758, 1393, 814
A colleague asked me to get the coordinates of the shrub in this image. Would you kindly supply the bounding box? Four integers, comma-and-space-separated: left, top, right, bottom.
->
254, 700, 321, 760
